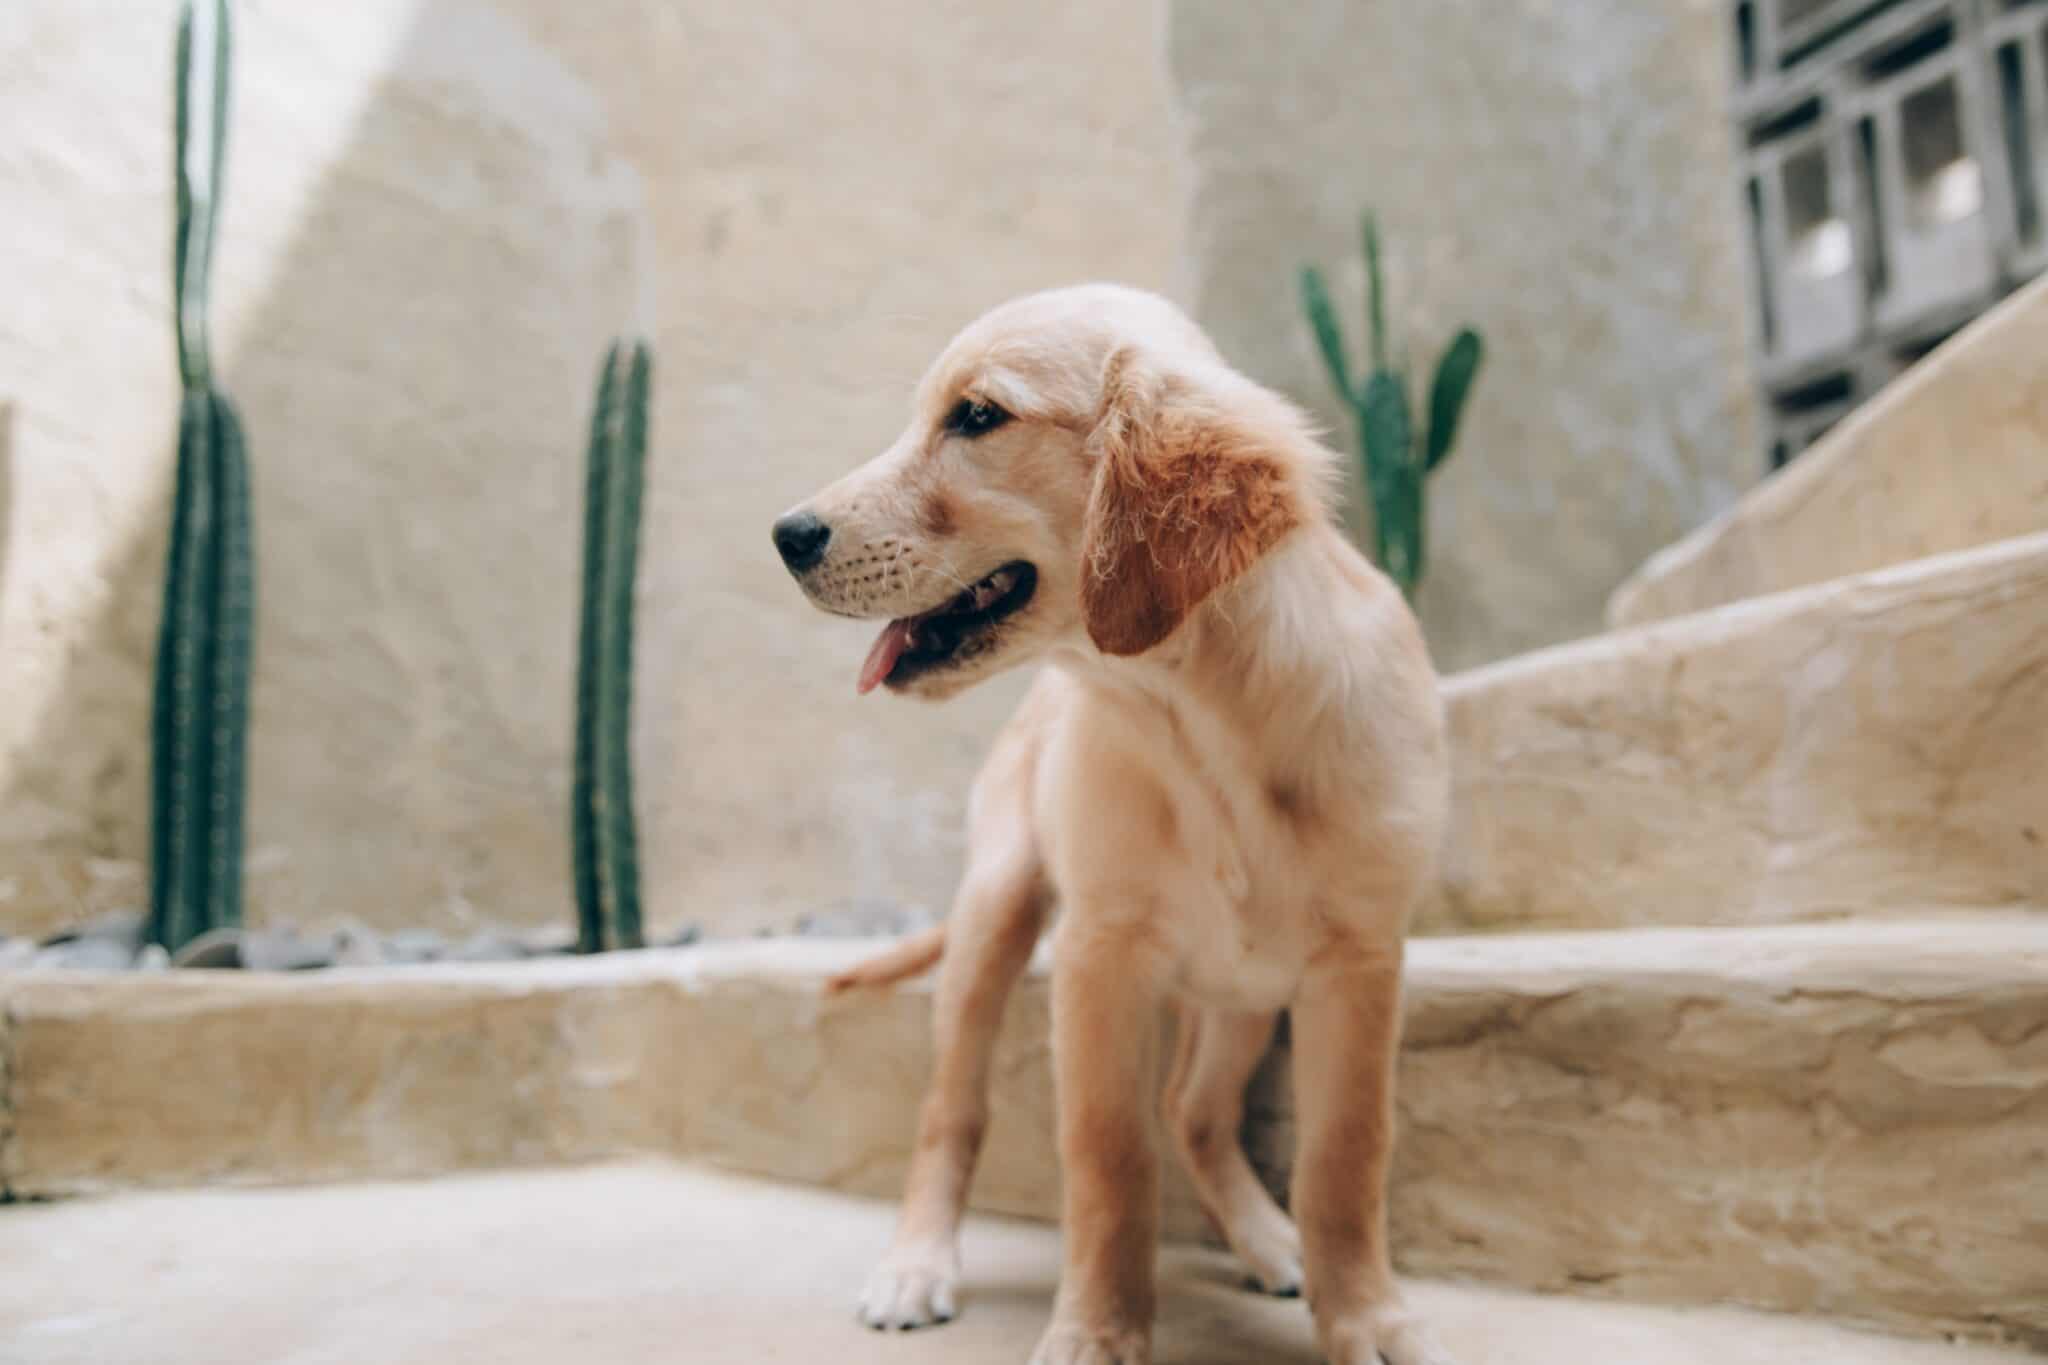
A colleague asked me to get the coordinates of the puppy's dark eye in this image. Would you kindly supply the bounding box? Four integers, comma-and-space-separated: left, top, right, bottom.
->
944, 397, 1012, 439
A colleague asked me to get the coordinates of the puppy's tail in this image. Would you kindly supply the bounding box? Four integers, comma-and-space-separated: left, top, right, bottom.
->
824, 923, 947, 995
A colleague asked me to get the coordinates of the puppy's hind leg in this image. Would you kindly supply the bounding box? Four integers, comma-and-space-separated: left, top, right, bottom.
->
858, 775, 1047, 1330
1164, 1006, 1302, 1297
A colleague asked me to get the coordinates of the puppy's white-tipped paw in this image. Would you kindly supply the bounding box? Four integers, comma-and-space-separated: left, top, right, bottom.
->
856, 1247, 960, 1331
1320, 1301, 1459, 1365
1027, 1322, 1151, 1365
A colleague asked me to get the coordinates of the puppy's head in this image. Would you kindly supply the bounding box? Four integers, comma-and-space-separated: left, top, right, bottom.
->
772, 284, 1331, 699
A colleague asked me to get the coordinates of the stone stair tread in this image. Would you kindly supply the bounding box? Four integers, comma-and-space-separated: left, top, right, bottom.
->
1372, 911, 2048, 1344
1244, 911, 2048, 1130
1432, 529, 2048, 934
1409, 910, 2048, 984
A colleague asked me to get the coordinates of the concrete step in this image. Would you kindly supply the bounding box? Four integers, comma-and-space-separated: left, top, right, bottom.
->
1609, 272, 2048, 629
7, 919, 2045, 1344
1428, 530, 2048, 935
2, 1160, 2038, 1365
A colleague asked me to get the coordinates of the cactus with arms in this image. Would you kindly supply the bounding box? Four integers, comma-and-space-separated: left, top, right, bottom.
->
1300, 211, 1483, 598
571, 340, 653, 953
149, 0, 255, 953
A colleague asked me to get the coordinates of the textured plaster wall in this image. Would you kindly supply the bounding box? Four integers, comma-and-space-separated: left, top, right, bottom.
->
1166, 0, 1761, 671
0, 0, 1184, 938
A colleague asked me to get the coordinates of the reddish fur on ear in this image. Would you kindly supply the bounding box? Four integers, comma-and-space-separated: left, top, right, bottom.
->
1080, 349, 1302, 656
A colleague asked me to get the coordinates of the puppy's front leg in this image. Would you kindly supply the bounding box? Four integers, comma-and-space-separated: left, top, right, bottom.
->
1030, 920, 1167, 1365
860, 854, 1045, 1330
1290, 939, 1457, 1365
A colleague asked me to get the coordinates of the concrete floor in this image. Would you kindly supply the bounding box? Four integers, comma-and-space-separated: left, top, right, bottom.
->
0, 1161, 2035, 1365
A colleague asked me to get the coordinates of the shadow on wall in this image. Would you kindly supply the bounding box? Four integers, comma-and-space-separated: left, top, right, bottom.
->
0, 1, 646, 936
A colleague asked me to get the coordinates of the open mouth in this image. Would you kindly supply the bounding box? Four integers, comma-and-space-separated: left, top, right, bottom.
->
857, 562, 1038, 694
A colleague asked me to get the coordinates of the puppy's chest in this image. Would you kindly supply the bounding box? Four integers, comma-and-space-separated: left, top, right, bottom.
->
1166, 772, 1330, 1005
1042, 697, 1350, 1010
1173, 761, 1316, 898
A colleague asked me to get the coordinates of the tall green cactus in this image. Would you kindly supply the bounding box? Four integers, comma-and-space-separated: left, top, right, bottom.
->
149, 0, 254, 954
1300, 211, 1484, 598
571, 340, 652, 953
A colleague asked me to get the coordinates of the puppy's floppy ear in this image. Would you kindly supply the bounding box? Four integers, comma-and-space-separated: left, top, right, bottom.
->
1080, 347, 1305, 656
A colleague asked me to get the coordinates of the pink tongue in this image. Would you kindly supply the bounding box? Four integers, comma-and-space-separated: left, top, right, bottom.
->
858, 619, 918, 695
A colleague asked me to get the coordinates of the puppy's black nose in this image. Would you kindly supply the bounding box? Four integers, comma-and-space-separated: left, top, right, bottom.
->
772, 511, 831, 572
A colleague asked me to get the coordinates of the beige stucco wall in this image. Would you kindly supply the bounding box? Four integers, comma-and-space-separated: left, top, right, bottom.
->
1, 0, 1183, 939
1166, 0, 1761, 671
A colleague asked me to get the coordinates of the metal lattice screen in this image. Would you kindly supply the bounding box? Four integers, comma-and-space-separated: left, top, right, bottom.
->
1730, 0, 2048, 468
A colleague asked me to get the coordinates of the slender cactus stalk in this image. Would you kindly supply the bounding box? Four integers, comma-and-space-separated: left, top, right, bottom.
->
151, 392, 214, 953
1299, 210, 1484, 599
149, 0, 253, 954
571, 348, 618, 955
572, 340, 652, 952
1364, 212, 1388, 371
205, 388, 254, 930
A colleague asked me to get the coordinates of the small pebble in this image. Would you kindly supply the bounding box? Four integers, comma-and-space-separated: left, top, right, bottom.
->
171, 928, 244, 970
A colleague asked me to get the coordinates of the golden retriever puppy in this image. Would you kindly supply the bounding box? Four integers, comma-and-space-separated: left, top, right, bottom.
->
771, 285, 1453, 1365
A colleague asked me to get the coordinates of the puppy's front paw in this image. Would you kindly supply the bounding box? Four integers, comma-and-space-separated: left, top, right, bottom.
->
1319, 1299, 1458, 1365
857, 1244, 960, 1331
1028, 1321, 1151, 1365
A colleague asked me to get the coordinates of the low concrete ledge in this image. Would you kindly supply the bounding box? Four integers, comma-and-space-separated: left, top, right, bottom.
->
6, 918, 2046, 1343
0, 943, 922, 1198
0, 941, 1101, 1225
